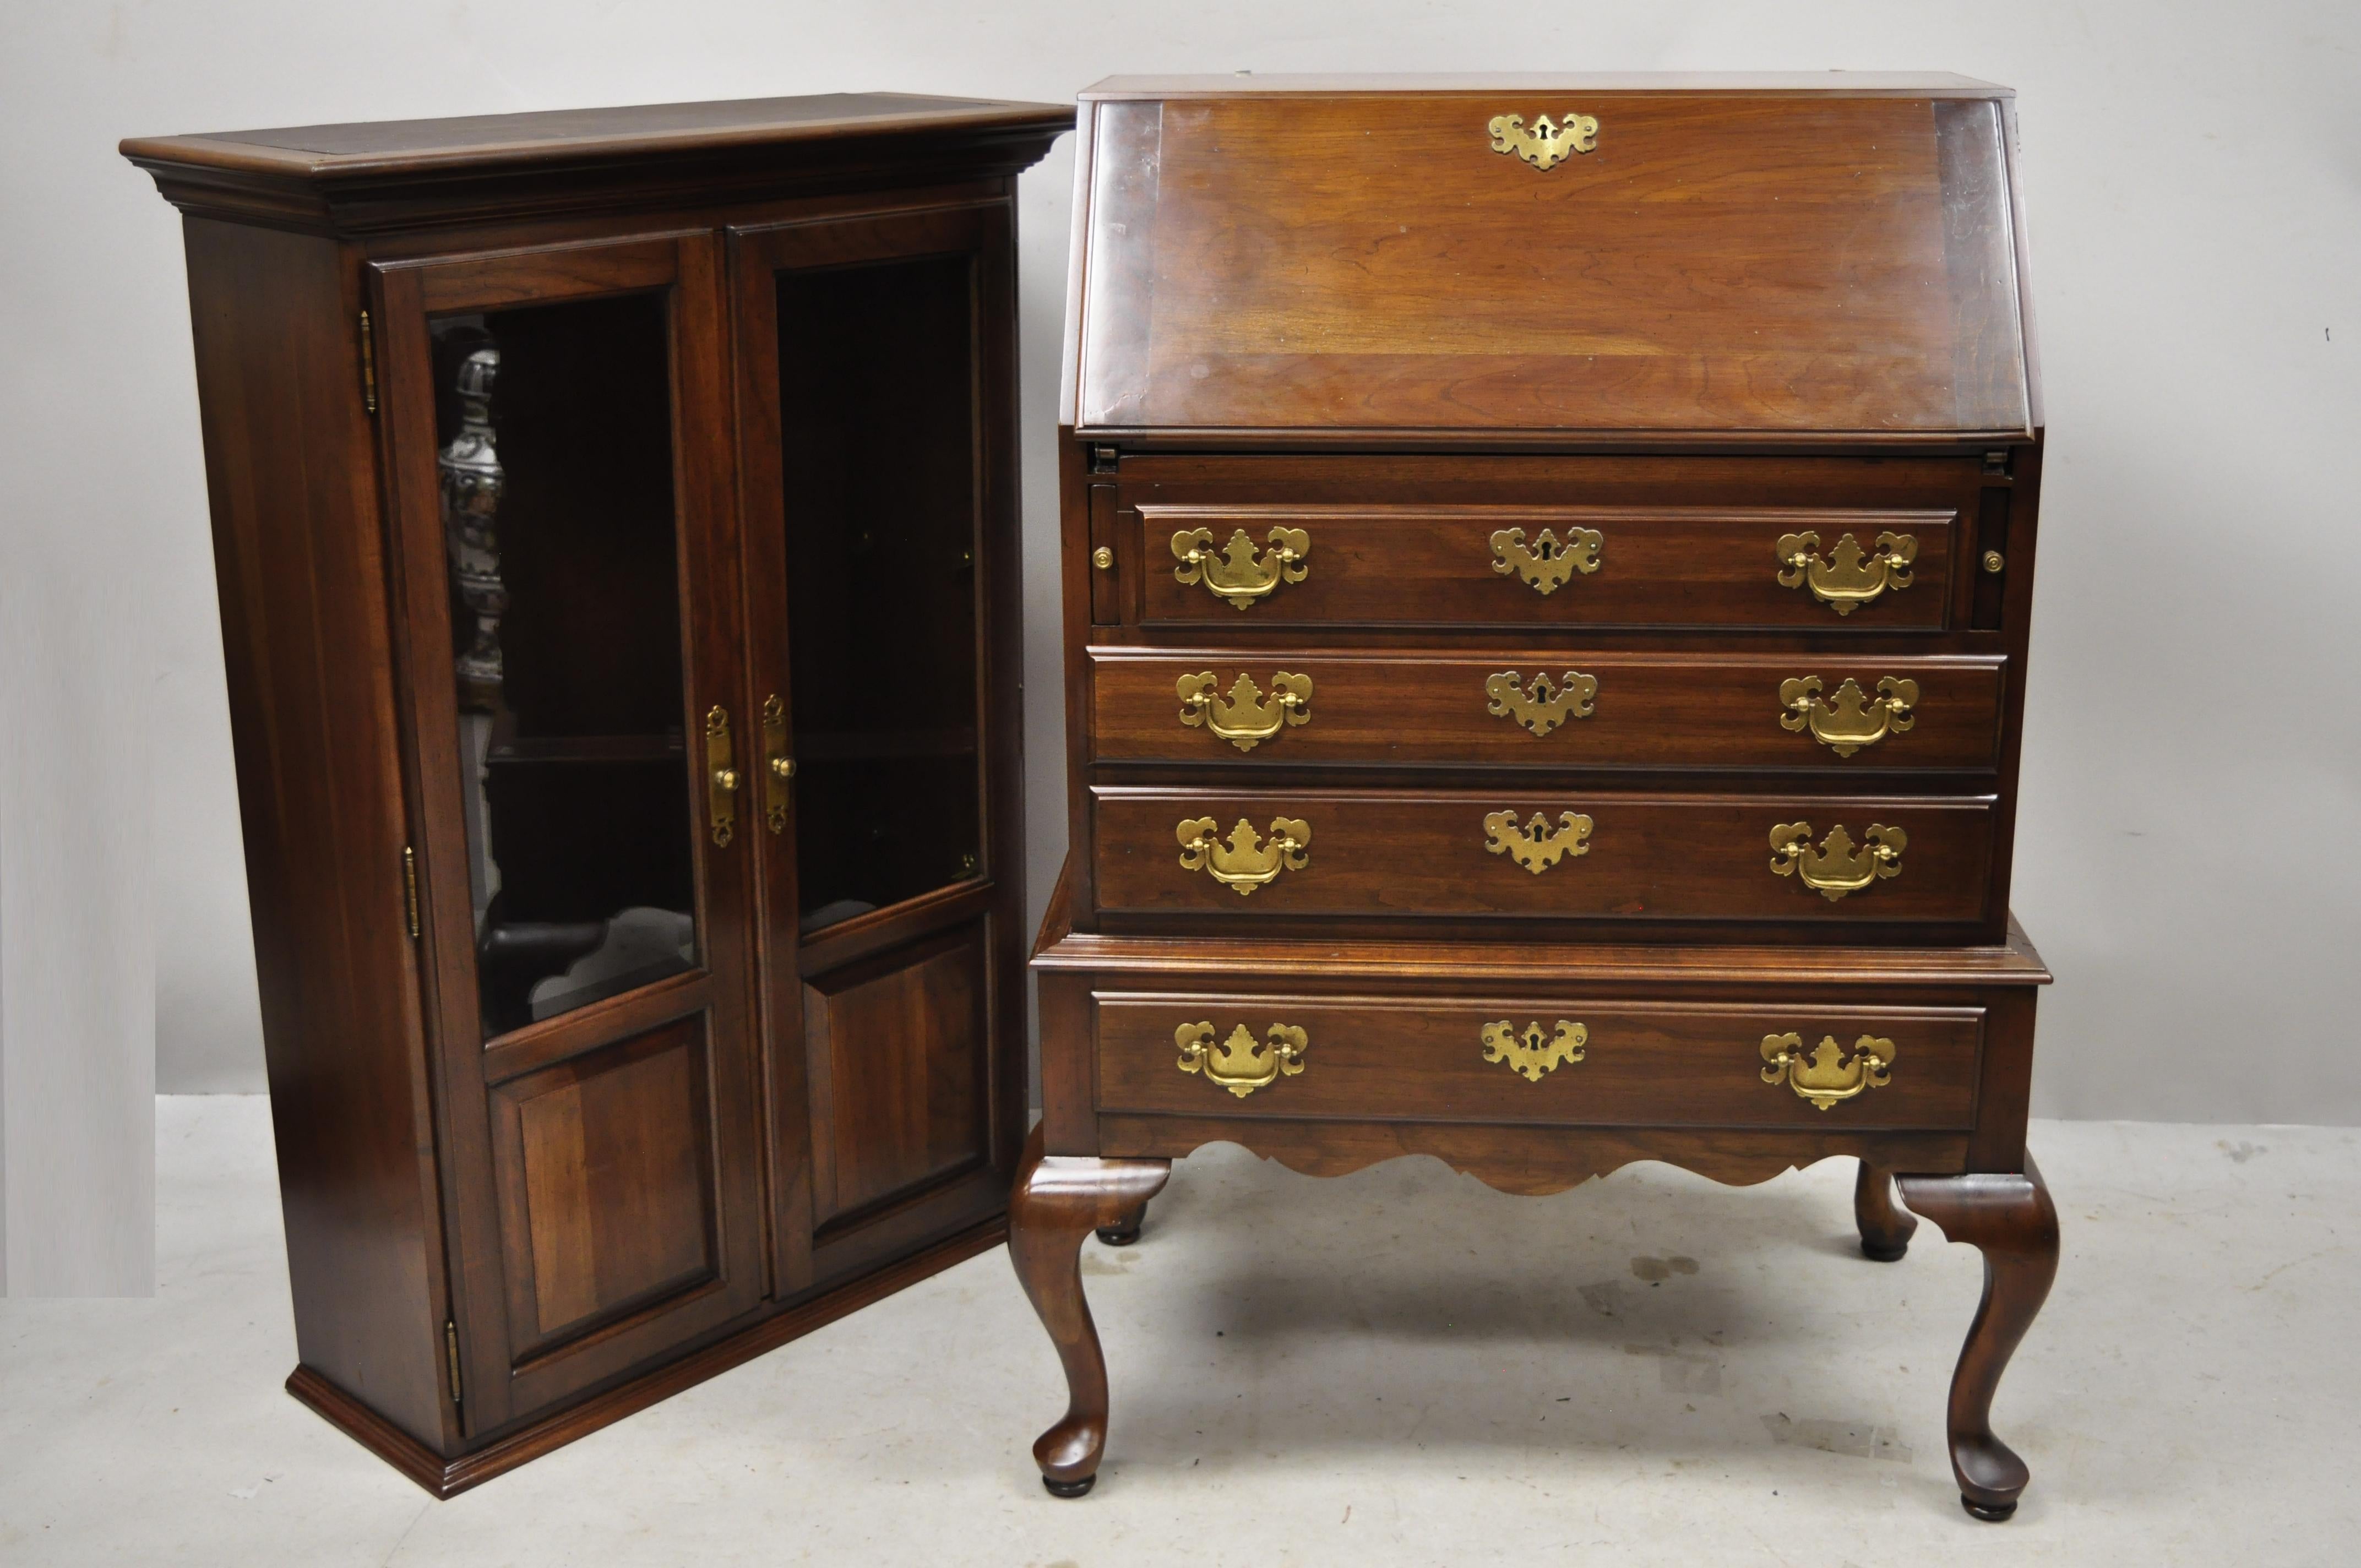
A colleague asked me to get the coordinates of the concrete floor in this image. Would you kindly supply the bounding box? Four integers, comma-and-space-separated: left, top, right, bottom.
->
2, 1099, 2353, 1565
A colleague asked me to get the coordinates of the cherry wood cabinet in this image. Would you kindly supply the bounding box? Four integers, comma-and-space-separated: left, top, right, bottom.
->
1016, 74, 2060, 1523
124, 92, 1068, 1495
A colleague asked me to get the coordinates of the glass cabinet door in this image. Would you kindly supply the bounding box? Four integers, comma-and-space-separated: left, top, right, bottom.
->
733, 204, 1023, 1295
374, 235, 766, 1433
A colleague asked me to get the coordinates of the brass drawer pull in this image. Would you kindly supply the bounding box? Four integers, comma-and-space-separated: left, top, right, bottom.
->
1481, 1019, 1587, 1082
1778, 676, 1918, 757
1489, 525, 1601, 594
1171, 526, 1309, 609
1769, 821, 1907, 901
1176, 815, 1311, 895
1176, 1022, 1307, 1097
1761, 1032, 1896, 1110
1775, 530, 1916, 614
1178, 671, 1313, 752
1484, 809, 1593, 873
704, 705, 737, 847
1485, 669, 1597, 737
1487, 112, 1600, 170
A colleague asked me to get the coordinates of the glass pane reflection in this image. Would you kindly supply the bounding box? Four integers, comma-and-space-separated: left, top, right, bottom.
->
432, 293, 698, 1036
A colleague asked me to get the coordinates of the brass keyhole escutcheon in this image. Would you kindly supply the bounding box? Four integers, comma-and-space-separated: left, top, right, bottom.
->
1487, 112, 1600, 170
1489, 526, 1602, 595
1483, 809, 1592, 874
1481, 1020, 1587, 1082
1484, 669, 1597, 737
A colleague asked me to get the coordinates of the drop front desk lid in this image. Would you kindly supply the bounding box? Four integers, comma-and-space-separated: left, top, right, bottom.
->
1065, 74, 2037, 441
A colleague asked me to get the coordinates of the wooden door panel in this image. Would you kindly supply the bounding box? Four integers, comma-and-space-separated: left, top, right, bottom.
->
489, 1017, 719, 1352
373, 231, 764, 1431
804, 924, 991, 1228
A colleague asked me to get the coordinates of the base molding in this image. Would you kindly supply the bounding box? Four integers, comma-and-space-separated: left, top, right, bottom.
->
287, 1214, 1009, 1498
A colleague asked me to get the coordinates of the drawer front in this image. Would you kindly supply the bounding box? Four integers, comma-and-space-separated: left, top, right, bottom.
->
1091, 650, 2005, 771
1091, 788, 1994, 924
1095, 993, 1982, 1130
1138, 504, 1957, 630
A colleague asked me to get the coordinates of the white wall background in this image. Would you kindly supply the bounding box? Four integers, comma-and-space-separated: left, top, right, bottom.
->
2, 0, 2355, 1286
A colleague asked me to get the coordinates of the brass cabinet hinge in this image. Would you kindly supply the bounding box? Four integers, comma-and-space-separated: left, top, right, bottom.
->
402, 845, 420, 939
1982, 448, 2009, 475
359, 309, 379, 416
444, 1319, 463, 1405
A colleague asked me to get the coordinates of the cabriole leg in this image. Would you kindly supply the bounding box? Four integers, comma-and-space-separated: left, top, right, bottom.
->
1008, 1125, 1170, 1497
1854, 1160, 1918, 1261
1896, 1156, 2060, 1522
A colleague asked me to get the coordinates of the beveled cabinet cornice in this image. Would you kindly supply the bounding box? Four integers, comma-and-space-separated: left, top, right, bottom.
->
124, 93, 1072, 236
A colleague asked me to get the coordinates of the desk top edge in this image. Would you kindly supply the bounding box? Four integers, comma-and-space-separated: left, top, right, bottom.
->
1079, 72, 2014, 100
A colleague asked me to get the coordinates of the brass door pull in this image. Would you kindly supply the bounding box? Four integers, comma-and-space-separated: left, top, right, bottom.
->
1775, 530, 1916, 614
1176, 815, 1310, 896
1483, 809, 1592, 874
1769, 821, 1907, 901
705, 705, 737, 847
1171, 526, 1309, 609
1177, 671, 1313, 752
1174, 1022, 1308, 1097
760, 693, 791, 834
1490, 526, 1601, 594
1485, 669, 1597, 737
1778, 676, 1918, 757
1481, 1020, 1587, 1082
1761, 1032, 1896, 1110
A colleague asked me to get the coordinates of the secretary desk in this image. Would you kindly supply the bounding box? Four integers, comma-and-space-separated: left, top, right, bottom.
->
123, 92, 1068, 1493
1015, 74, 2058, 1522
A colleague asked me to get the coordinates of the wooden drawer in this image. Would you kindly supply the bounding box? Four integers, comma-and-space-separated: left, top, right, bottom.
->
1090, 787, 1994, 925
1094, 993, 1982, 1131
1090, 649, 2005, 771
1134, 503, 1958, 630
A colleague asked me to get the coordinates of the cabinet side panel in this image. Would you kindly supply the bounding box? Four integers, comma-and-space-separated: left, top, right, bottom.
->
182, 217, 449, 1450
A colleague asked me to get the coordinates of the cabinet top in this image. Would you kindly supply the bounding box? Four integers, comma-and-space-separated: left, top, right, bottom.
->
1065, 77, 2037, 442
124, 92, 1073, 233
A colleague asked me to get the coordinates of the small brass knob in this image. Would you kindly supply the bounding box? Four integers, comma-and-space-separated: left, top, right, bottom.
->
770, 757, 795, 780
1982, 550, 2005, 574
1092, 546, 1114, 570
712, 767, 739, 792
